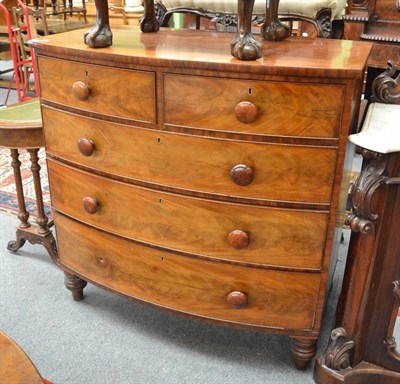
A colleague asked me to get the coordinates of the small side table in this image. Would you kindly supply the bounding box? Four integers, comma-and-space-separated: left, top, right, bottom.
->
314, 61, 400, 383
0, 331, 52, 384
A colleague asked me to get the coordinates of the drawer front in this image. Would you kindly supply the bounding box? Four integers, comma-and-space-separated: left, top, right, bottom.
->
38, 57, 156, 123
43, 107, 337, 204
48, 160, 329, 269
164, 74, 344, 138
55, 212, 320, 329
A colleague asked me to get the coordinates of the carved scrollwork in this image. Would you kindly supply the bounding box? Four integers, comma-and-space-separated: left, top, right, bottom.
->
371, 61, 400, 105
385, 281, 400, 362
345, 149, 389, 234
325, 327, 355, 370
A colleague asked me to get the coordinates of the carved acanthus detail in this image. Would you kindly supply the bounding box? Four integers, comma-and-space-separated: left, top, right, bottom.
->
371, 61, 400, 105
325, 327, 355, 370
345, 150, 389, 234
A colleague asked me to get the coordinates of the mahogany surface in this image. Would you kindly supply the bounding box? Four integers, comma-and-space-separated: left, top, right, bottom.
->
30, 26, 372, 369
0, 331, 45, 384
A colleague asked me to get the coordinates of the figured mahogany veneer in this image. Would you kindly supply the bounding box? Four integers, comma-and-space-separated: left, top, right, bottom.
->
30, 26, 372, 370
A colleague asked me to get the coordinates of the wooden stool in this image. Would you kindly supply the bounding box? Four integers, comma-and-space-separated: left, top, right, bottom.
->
0, 99, 58, 265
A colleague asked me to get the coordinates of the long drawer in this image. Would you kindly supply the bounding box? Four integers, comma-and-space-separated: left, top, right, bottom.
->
42, 107, 337, 204
48, 160, 329, 269
55, 212, 321, 329
164, 74, 344, 138
38, 57, 156, 123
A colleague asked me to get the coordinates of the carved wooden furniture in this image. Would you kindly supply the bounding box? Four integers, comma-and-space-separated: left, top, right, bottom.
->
343, 0, 400, 70
0, 99, 58, 264
0, 331, 51, 384
155, 0, 347, 38
30, 26, 371, 369
314, 62, 400, 383
84, 0, 340, 60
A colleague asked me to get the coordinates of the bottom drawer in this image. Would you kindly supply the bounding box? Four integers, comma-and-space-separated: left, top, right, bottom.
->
55, 212, 321, 330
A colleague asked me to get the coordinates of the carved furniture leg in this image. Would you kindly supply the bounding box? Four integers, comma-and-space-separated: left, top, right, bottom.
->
140, 0, 160, 33
261, 0, 290, 41
6, 149, 59, 266
289, 337, 317, 370
27, 149, 59, 265
84, 0, 112, 48
230, 0, 261, 61
64, 271, 87, 301
7, 149, 29, 251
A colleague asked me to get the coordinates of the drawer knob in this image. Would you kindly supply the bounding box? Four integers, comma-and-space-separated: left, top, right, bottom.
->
72, 81, 91, 101
234, 101, 258, 124
77, 138, 95, 157
228, 230, 249, 249
82, 196, 99, 214
230, 164, 254, 186
227, 291, 248, 309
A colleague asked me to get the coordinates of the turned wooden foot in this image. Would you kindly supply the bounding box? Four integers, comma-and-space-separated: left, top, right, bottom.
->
289, 337, 317, 370
64, 272, 87, 301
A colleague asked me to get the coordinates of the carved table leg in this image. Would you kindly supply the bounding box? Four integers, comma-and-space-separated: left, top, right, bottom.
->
84, 0, 112, 48
140, 0, 160, 33
6, 149, 59, 266
64, 271, 87, 301
289, 337, 317, 370
261, 0, 290, 41
231, 0, 261, 61
7, 149, 29, 252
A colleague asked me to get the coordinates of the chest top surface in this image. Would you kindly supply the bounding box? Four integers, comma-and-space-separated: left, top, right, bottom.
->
30, 26, 372, 79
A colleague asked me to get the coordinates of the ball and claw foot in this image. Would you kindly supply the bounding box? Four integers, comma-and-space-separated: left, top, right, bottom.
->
140, 15, 160, 33
261, 20, 291, 41
84, 24, 113, 48
231, 33, 262, 61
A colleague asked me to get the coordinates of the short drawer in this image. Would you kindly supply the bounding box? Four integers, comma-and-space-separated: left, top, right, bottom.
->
55, 212, 320, 330
38, 56, 155, 123
164, 74, 344, 138
48, 160, 329, 270
42, 107, 337, 204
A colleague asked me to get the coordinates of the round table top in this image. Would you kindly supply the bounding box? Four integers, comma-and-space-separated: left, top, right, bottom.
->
0, 331, 45, 384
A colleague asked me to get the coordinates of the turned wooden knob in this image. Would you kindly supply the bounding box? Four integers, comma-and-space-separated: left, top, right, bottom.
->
72, 81, 91, 101
77, 138, 95, 157
227, 291, 248, 309
230, 164, 254, 186
228, 230, 249, 249
82, 196, 99, 214
234, 101, 258, 124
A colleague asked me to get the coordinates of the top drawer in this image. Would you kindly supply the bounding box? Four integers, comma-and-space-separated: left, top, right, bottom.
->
164, 74, 344, 138
37, 57, 156, 123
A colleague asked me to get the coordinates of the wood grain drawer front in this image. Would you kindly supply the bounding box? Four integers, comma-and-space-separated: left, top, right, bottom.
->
164, 74, 344, 138
48, 160, 329, 269
38, 57, 155, 123
55, 212, 320, 329
42, 107, 337, 204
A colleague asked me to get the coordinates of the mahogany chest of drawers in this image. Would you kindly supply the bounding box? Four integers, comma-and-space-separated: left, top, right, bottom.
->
31, 27, 372, 369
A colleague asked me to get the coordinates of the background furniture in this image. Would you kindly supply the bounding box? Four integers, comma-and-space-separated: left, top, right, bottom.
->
156, 0, 347, 38
342, 0, 400, 97
314, 62, 400, 384
0, 99, 58, 263
31, 25, 371, 370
